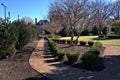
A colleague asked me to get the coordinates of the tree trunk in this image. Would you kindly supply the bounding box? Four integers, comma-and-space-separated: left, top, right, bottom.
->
70, 30, 74, 45
74, 33, 80, 45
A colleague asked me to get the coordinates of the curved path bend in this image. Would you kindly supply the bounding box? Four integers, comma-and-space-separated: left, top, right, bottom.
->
29, 39, 120, 80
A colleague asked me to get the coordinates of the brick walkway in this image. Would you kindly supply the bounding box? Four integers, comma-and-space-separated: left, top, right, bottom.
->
103, 45, 120, 57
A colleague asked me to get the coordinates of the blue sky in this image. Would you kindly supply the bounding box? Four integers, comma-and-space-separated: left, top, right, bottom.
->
0, 0, 53, 21
0, 0, 116, 22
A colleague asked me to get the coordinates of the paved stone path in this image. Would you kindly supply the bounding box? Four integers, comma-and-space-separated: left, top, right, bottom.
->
29, 39, 57, 74
103, 45, 120, 56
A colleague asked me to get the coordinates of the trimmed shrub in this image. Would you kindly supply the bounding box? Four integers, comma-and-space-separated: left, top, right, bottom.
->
66, 39, 71, 44
108, 35, 117, 39
52, 38, 59, 43
88, 41, 94, 46
80, 41, 86, 46
47, 38, 65, 59
56, 50, 65, 60
52, 38, 56, 42
66, 52, 80, 64
81, 51, 98, 65
91, 42, 102, 55
61, 39, 66, 44
58, 39, 62, 44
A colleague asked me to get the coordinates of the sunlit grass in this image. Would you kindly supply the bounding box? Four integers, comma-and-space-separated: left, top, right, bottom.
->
59, 36, 120, 45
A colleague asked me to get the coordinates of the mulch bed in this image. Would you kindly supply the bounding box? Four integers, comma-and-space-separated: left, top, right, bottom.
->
55, 43, 106, 71
0, 41, 52, 80
56, 43, 91, 55
45, 41, 120, 80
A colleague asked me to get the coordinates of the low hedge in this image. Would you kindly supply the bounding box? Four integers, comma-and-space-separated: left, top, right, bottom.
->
47, 38, 65, 60
48, 38, 103, 65
81, 41, 102, 65
81, 51, 98, 65
91, 42, 102, 55
88, 41, 94, 46
56, 50, 65, 60
66, 52, 80, 64
66, 39, 71, 44
61, 39, 66, 43
47, 38, 80, 64
79, 41, 86, 46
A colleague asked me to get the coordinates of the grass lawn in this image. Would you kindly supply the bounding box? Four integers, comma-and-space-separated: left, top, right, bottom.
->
59, 36, 120, 45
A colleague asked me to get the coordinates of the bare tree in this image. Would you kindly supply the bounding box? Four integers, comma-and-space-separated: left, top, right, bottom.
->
111, 0, 120, 20
89, 0, 113, 37
43, 21, 63, 38
48, 0, 89, 44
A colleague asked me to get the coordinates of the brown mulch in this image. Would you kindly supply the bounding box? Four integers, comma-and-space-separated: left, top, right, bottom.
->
56, 43, 91, 55
0, 40, 51, 80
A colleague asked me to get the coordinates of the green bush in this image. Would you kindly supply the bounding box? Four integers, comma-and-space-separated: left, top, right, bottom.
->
61, 39, 66, 43
88, 41, 94, 46
47, 38, 65, 59
0, 25, 17, 59
54, 35, 61, 38
66, 39, 71, 44
12, 20, 37, 49
81, 51, 98, 65
80, 41, 86, 46
56, 49, 65, 60
66, 52, 80, 64
0, 20, 38, 59
47, 34, 53, 38
91, 42, 102, 55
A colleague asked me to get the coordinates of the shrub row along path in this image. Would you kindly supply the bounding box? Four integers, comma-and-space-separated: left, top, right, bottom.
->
29, 39, 120, 80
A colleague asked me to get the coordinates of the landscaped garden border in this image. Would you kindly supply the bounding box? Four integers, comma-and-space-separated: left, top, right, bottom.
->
47, 37, 103, 66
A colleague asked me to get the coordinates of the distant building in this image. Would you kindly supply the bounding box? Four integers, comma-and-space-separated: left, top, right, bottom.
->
36, 19, 49, 34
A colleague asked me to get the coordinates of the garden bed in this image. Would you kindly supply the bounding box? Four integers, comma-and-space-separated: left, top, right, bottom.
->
56, 43, 91, 56
0, 40, 51, 80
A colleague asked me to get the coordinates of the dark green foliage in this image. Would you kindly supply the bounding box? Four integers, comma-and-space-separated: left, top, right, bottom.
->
108, 34, 117, 39
12, 20, 37, 49
0, 19, 37, 59
58, 39, 66, 44
91, 26, 98, 35
111, 20, 120, 37
56, 49, 65, 60
102, 27, 107, 35
0, 24, 17, 59
47, 38, 65, 60
58, 39, 62, 44
94, 42, 102, 49
47, 34, 53, 38
81, 51, 98, 65
59, 28, 69, 37
66, 52, 80, 64
88, 41, 94, 46
66, 39, 71, 44
61, 39, 66, 43
91, 42, 102, 55
81, 42, 102, 65
81, 30, 89, 36
80, 41, 86, 46
54, 35, 61, 38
